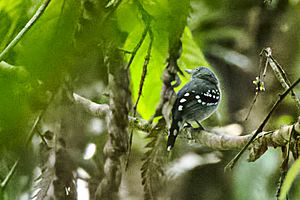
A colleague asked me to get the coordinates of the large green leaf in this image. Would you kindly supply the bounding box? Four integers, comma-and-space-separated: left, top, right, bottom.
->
279, 157, 300, 200
0, 0, 35, 57
15, 0, 80, 90
118, 0, 210, 119
178, 27, 209, 77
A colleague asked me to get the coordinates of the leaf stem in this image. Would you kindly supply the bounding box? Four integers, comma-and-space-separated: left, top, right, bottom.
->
0, 0, 52, 62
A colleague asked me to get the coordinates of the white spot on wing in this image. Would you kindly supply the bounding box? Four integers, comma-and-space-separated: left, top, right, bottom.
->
184, 93, 190, 97
177, 121, 182, 127
167, 146, 172, 151
180, 98, 186, 103
173, 129, 177, 136
197, 100, 202, 103
195, 95, 200, 99
178, 105, 183, 111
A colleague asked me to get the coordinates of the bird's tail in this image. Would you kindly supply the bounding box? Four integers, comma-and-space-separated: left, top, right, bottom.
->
167, 119, 180, 151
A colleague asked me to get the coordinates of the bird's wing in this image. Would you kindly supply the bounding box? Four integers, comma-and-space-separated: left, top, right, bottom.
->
172, 79, 220, 121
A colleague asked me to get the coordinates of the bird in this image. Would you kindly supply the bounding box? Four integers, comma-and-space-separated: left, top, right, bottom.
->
167, 66, 221, 151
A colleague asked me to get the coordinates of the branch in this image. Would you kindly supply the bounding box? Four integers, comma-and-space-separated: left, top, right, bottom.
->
226, 78, 300, 171
0, 0, 52, 61
189, 121, 299, 158
72, 92, 300, 163
72, 93, 109, 118
263, 47, 300, 110
95, 53, 131, 199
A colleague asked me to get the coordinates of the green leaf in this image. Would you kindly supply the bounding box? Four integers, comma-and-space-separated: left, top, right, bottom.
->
279, 157, 300, 200
15, 0, 81, 90
0, 64, 32, 153
176, 27, 210, 91
128, 27, 210, 118
119, 1, 209, 119
130, 32, 167, 119
168, 0, 190, 49
0, 0, 34, 58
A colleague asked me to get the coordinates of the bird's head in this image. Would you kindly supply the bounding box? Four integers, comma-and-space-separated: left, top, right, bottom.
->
185, 66, 218, 85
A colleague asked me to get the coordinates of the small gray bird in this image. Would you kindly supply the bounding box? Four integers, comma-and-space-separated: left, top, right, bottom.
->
167, 67, 221, 151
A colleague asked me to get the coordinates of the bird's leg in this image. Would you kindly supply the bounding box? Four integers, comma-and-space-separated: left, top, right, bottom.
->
195, 120, 205, 130
183, 122, 193, 140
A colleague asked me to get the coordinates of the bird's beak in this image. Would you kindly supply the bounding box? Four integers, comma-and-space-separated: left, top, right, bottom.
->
184, 69, 194, 74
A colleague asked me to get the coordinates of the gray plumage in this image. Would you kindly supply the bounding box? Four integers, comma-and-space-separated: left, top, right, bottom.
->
167, 67, 221, 151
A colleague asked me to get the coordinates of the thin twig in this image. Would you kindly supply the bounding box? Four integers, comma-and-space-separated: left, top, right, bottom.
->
0, 0, 52, 61
225, 78, 300, 171
0, 113, 43, 190
128, 0, 153, 93
263, 47, 300, 110
245, 51, 268, 121
125, 0, 153, 169
125, 24, 150, 70
126, 29, 153, 169
133, 29, 153, 116
244, 93, 259, 121
36, 129, 49, 146
0, 114, 42, 190
0, 159, 19, 189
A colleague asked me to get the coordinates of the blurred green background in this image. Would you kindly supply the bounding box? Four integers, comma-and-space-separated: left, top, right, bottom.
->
0, 0, 299, 199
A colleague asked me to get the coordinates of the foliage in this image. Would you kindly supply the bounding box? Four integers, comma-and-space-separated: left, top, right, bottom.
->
0, 0, 300, 199
280, 156, 300, 200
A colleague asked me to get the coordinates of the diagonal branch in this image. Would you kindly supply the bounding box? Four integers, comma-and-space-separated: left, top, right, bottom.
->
225, 78, 300, 171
